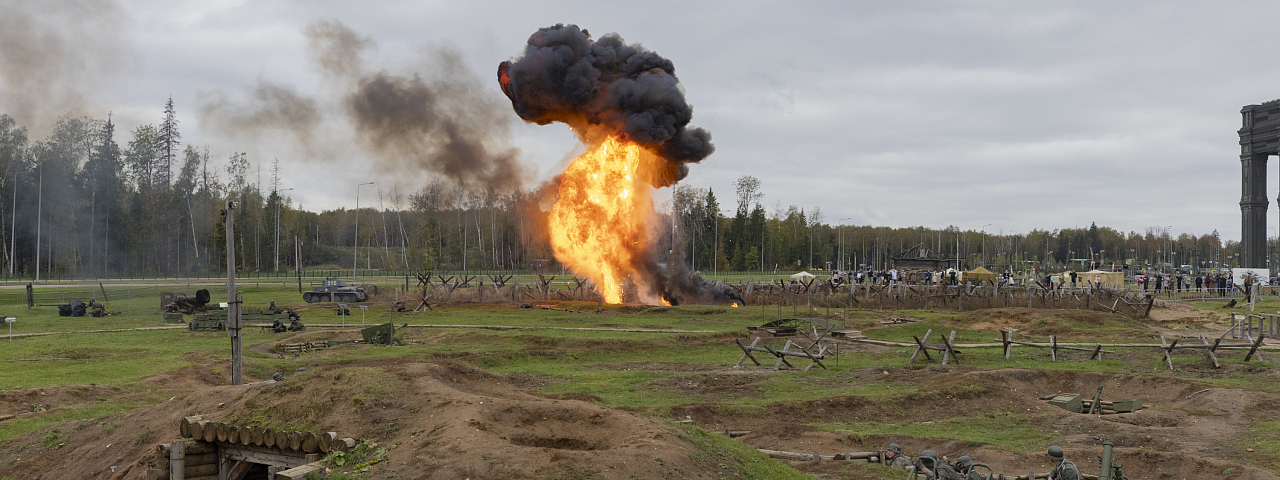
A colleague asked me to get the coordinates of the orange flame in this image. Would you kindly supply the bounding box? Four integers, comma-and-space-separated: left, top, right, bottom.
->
730, 303, 739, 308
549, 136, 661, 304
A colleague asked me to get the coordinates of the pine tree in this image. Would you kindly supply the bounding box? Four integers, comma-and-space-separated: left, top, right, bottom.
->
158, 97, 180, 188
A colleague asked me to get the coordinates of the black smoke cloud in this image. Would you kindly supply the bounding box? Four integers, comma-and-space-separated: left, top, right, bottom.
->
498, 24, 713, 186
198, 19, 525, 192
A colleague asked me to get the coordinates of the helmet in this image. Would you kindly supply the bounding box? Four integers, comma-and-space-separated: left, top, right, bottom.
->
957, 456, 973, 467
1047, 446, 1064, 461
888, 443, 902, 454
921, 449, 937, 459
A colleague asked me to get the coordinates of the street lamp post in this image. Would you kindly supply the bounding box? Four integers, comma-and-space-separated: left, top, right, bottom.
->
981, 224, 992, 266
839, 218, 852, 271
354, 182, 374, 279
274, 188, 293, 272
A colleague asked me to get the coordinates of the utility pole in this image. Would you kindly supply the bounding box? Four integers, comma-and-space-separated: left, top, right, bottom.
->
354, 182, 373, 279
224, 200, 242, 385
34, 164, 41, 282
275, 187, 293, 272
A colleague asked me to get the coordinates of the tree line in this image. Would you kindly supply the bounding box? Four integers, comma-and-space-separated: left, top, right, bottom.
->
0, 104, 1247, 280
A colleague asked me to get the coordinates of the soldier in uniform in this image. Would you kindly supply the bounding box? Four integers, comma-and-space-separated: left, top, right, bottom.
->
271, 318, 287, 333
930, 454, 961, 480
885, 443, 912, 469
912, 449, 938, 478
1047, 446, 1080, 480
956, 456, 984, 480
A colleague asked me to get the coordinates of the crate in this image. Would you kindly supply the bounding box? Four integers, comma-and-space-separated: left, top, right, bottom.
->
190, 310, 227, 331
162, 312, 185, 324
1048, 393, 1082, 413
1111, 398, 1142, 413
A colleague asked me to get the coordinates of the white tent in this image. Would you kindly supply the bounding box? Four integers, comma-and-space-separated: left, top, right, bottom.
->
790, 271, 817, 281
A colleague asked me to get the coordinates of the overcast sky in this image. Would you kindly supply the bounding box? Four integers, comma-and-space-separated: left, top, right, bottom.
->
3, 0, 1277, 240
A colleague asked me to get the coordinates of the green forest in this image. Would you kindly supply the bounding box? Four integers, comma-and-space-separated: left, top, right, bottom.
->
0, 104, 1246, 279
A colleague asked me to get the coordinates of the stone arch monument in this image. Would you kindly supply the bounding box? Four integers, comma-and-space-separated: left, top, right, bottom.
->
1239, 100, 1280, 268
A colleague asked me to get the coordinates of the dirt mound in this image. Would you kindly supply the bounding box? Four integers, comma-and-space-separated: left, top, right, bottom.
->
947, 308, 1150, 337
668, 367, 1280, 479
0, 361, 747, 480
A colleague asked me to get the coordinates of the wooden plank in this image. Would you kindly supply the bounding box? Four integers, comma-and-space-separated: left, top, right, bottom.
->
734, 338, 762, 367
274, 462, 326, 480
909, 329, 934, 363
941, 331, 958, 365
1090, 344, 1103, 361
226, 459, 251, 480
217, 442, 309, 468
1246, 333, 1266, 362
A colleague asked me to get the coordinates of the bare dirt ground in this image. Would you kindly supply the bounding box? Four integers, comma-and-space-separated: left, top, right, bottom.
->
0, 360, 757, 480
4, 305, 1280, 479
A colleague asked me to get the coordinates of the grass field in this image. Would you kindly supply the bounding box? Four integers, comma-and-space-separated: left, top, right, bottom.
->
1, 278, 1279, 478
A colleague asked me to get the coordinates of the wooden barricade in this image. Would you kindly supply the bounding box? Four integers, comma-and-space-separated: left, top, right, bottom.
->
734, 337, 827, 370
908, 329, 960, 365
999, 329, 1110, 362
1160, 333, 1265, 369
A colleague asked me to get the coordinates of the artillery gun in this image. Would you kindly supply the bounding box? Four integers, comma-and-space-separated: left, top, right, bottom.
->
303, 277, 368, 303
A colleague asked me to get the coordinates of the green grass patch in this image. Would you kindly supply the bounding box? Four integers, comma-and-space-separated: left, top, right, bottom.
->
0, 391, 170, 443
815, 412, 1052, 453
1243, 421, 1280, 473
676, 423, 814, 479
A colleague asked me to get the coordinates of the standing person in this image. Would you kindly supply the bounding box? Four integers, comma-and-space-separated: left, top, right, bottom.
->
1069, 270, 1077, 288
1138, 275, 1146, 293
1154, 274, 1162, 294
890, 268, 899, 285
1195, 274, 1203, 292
1093, 273, 1102, 291
1047, 446, 1080, 480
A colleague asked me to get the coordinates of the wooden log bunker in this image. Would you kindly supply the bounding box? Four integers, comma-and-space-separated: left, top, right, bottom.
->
154, 415, 355, 480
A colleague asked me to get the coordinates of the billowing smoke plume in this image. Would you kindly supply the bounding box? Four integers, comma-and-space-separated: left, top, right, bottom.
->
500, 24, 731, 306
498, 24, 713, 187
198, 19, 526, 192
0, 0, 133, 137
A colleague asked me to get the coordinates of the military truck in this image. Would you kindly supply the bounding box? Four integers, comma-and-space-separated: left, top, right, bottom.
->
303, 277, 368, 303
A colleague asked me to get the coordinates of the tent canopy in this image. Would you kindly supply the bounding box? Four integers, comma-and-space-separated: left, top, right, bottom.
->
964, 266, 999, 285
790, 271, 816, 281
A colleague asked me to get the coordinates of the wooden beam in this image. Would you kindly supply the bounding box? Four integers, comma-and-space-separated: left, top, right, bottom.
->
169, 440, 185, 480
734, 338, 762, 367
274, 462, 326, 480
1246, 333, 1266, 362
909, 329, 933, 363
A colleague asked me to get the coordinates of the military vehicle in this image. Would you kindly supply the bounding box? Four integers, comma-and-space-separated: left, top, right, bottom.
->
303, 277, 368, 303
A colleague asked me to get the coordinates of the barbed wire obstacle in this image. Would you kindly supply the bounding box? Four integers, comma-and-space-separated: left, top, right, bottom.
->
999, 329, 1111, 362
733, 337, 827, 371
908, 329, 960, 365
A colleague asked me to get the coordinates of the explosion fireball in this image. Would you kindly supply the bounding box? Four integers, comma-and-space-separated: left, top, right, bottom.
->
500, 24, 721, 305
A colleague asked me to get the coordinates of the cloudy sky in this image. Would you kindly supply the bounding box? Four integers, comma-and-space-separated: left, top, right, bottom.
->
2, 0, 1276, 240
